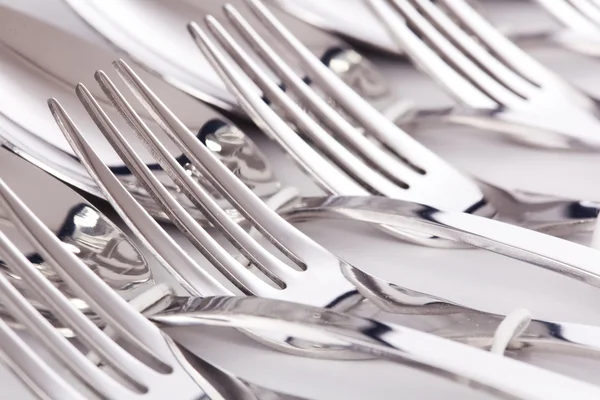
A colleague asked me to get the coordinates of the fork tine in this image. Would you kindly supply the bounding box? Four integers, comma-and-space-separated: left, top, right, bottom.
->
112, 58, 329, 266
72, 82, 276, 294
409, 0, 536, 97
439, 0, 553, 83
0, 179, 154, 389
186, 24, 364, 197
568, 0, 600, 24
92, 71, 294, 291
0, 175, 172, 366
536, 0, 597, 32
535, 0, 600, 33
222, 5, 423, 190
49, 98, 232, 298
244, 0, 491, 161
0, 227, 134, 398
205, 13, 412, 198
385, 0, 521, 107
368, 0, 487, 108
0, 317, 86, 400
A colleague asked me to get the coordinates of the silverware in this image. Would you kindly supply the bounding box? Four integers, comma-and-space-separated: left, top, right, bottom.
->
0, 178, 316, 400
189, 0, 600, 246
61, 0, 402, 119
153, 295, 600, 400
48, 57, 600, 359
367, 0, 600, 150
0, 4, 280, 223
0, 145, 150, 332
2, 184, 597, 400
506, 0, 600, 58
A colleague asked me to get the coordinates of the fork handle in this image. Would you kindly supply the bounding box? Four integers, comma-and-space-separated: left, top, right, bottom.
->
151, 296, 600, 400
476, 182, 600, 237
337, 294, 600, 358
283, 195, 600, 286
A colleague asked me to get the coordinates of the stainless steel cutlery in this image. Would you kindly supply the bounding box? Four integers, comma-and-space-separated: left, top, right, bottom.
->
61, 0, 401, 118
0, 4, 280, 222
187, 0, 600, 247
0, 146, 150, 331
512, 0, 600, 58
368, 0, 600, 150
4, 173, 599, 399
0, 177, 311, 400
45, 53, 600, 364
4, 135, 600, 400
2, 0, 600, 397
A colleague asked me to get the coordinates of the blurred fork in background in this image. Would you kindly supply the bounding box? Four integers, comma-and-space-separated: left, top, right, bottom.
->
61, 0, 405, 120
367, 0, 600, 150
525, 0, 600, 57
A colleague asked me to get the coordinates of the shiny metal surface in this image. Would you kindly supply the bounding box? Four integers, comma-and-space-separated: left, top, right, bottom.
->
61, 0, 402, 118
0, 185, 596, 400
0, 178, 308, 400
0, 5, 279, 222
154, 296, 600, 400
0, 146, 150, 330
188, 0, 600, 247
262, 0, 600, 60
2, 172, 597, 400
191, 0, 487, 247
509, 0, 600, 58
368, 0, 600, 150
48, 57, 600, 361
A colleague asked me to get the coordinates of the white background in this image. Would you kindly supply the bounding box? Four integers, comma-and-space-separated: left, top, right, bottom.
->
3, 0, 600, 399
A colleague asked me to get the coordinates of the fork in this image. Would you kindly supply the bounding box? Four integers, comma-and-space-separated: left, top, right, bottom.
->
47, 53, 600, 359
534, 0, 600, 37
507, 0, 600, 58
184, 0, 600, 247
364, 0, 600, 150
0, 177, 285, 400
3, 178, 597, 399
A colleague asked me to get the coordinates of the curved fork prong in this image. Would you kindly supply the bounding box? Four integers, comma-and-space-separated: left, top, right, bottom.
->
0, 139, 172, 366
567, 0, 600, 25
387, 0, 521, 107
93, 71, 291, 290
114, 56, 329, 265
536, 0, 598, 32
368, 0, 491, 109
208, 12, 410, 199
49, 98, 232, 297
245, 0, 482, 170
223, 5, 423, 191
73, 82, 275, 295
0, 181, 152, 388
534, 0, 599, 32
440, 0, 556, 85
0, 228, 133, 398
0, 317, 86, 400
187, 23, 364, 197
410, 0, 536, 97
